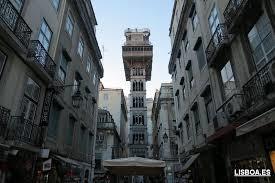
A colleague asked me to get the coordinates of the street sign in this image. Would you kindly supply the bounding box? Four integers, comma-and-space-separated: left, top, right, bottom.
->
43, 158, 52, 171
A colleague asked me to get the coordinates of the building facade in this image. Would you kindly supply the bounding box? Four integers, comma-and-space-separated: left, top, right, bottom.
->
0, 0, 103, 182
98, 88, 128, 158
169, 0, 275, 182
152, 83, 178, 183
122, 28, 153, 158
146, 98, 154, 159
94, 109, 124, 182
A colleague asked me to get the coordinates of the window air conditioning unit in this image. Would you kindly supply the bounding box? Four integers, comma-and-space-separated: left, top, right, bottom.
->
213, 111, 228, 130
225, 95, 244, 118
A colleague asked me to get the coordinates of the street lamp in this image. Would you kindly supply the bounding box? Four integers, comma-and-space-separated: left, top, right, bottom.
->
163, 132, 168, 143
72, 87, 83, 108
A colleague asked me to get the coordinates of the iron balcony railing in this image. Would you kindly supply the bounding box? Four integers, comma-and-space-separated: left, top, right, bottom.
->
205, 24, 231, 65
224, 0, 248, 29
97, 122, 116, 130
6, 116, 41, 146
243, 58, 275, 109
0, 106, 10, 137
0, 0, 32, 47
27, 40, 56, 78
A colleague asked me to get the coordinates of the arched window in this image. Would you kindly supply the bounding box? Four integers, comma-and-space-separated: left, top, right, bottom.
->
142, 115, 144, 125
141, 97, 144, 107
140, 82, 143, 91
133, 97, 136, 108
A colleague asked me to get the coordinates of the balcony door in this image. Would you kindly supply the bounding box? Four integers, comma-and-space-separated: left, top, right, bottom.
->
248, 13, 275, 69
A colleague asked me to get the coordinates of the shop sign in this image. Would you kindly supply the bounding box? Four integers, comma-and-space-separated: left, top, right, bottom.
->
43, 158, 52, 171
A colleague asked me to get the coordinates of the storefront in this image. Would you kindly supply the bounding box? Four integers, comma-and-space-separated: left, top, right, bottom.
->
229, 134, 272, 183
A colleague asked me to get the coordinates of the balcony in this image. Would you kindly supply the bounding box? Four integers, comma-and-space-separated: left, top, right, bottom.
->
243, 58, 275, 113
76, 152, 92, 163
0, 0, 32, 48
122, 46, 153, 58
205, 24, 231, 67
27, 40, 56, 79
5, 116, 41, 146
0, 106, 10, 137
224, 0, 262, 33
97, 122, 116, 130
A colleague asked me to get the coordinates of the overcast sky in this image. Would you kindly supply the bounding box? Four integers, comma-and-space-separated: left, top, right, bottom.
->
92, 0, 174, 98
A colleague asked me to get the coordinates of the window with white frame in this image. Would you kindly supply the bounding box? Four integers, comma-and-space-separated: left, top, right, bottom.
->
77, 38, 84, 57
51, 0, 60, 11
208, 5, 220, 35
65, 13, 74, 37
191, 10, 199, 31
220, 61, 236, 99
21, 78, 40, 122
248, 13, 275, 69
39, 19, 52, 51
86, 58, 91, 73
58, 54, 68, 83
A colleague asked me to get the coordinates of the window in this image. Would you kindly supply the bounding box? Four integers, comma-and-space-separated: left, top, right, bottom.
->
58, 54, 68, 83
0, 50, 7, 77
80, 127, 86, 153
220, 61, 236, 99
184, 39, 190, 52
203, 90, 215, 123
182, 86, 186, 100
248, 13, 275, 69
52, 0, 60, 11
208, 5, 220, 35
66, 117, 75, 145
95, 159, 102, 170
48, 103, 61, 138
65, 13, 74, 37
192, 105, 201, 134
21, 78, 40, 122
38, 19, 52, 51
10, 0, 23, 11
72, 77, 80, 94
77, 38, 84, 57
185, 117, 190, 139
93, 74, 96, 85
196, 43, 206, 70
192, 10, 199, 31
175, 90, 180, 110
187, 64, 194, 89
96, 133, 105, 144
86, 58, 91, 73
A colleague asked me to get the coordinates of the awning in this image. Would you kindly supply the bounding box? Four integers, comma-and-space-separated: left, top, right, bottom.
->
174, 153, 200, 173
236, 107, 275, 136
53, 155, 81, 167
103, 157, 165, 176
207, 122, 241, 142
182, 153, 199, 171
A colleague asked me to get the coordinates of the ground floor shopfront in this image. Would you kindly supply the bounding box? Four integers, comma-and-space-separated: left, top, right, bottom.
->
35, 154, 92, 183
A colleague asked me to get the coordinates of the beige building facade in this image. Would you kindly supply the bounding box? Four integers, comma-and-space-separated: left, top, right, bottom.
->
0, 0, 103, 182
169, 0, 275, 182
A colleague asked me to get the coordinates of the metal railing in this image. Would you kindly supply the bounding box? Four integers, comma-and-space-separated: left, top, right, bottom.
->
224, 0, 248, 28
205, 24, 231, 64
0, 0, 32, 47
97, 122, 116, 130
0, 106, 10, 137
6, 116, 41, 146
27, 40, 56, 78
243, 58, 275, 109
